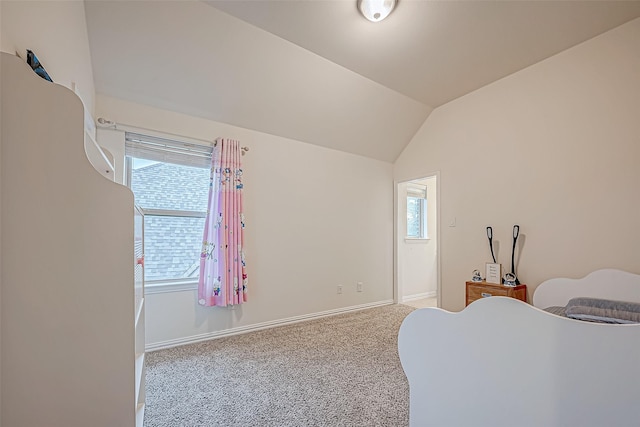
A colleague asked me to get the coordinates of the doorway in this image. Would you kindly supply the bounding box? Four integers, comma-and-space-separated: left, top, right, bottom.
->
394, 173, 440, 308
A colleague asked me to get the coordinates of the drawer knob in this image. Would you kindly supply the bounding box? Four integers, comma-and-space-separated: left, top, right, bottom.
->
481, 292, 492, 298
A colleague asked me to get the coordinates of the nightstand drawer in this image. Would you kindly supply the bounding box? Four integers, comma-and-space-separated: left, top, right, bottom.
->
467, 284, 510, 301
465, 281, 527, 306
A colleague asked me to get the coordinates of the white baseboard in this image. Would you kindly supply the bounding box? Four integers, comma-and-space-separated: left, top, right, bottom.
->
146, 299, 395, 352
402, 291, 436, 302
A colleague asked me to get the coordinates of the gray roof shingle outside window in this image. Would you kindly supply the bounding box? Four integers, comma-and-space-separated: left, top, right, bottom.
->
132, 162, 210, 211
131, 162, 211, 281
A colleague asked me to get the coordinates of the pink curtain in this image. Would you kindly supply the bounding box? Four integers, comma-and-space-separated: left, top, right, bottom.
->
198, 138, 247, 307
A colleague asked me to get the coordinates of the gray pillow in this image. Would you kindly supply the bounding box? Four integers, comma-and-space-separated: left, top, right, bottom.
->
566, 297, 640, 324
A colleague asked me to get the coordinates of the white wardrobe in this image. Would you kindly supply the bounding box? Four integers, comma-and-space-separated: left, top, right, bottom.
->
1, 52, 143, 426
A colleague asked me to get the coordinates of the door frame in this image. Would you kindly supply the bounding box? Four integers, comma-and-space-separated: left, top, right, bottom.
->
393, 171, 441, 307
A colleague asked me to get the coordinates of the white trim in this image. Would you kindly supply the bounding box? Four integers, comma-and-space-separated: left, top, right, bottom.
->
141, 208, 206, 218
435, 171, 442, 309
146, 299, 394, 352
393, 182, 399, 304
402, 291, 437, 302
404, 237, 430, 243
145, 280, 198, 295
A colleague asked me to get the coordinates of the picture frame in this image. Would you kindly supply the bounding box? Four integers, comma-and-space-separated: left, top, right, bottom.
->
485, 262, 502, 284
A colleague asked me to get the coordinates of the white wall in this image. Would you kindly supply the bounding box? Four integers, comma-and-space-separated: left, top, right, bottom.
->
394, 18, 640, 312
0, 0, 95, 115
398, 177, 438, 300
96, 95, 394, 349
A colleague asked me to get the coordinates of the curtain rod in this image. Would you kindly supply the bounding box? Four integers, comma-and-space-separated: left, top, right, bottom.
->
213, 140, 249, 155
97, 117, 249, 155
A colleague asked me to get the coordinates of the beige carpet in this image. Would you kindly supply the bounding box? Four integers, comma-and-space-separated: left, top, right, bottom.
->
403, 297, 438, 309
144, 304, 416, 426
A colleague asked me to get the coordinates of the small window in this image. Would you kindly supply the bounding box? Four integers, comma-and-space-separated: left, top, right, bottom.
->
406, 184, 427, 239
125, 132, 212, 286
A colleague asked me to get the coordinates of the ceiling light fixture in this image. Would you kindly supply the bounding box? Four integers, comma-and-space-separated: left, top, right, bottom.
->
357, 0, 397, 23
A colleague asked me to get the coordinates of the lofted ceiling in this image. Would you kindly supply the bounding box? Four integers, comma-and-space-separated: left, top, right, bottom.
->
85, 1, 640, 162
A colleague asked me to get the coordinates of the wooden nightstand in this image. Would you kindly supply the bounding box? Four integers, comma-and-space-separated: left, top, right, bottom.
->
466, 281, 527, 306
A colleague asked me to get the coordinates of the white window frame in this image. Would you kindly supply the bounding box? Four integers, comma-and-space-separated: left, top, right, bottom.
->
124, 132, 212, 294
406, 184, 428, 241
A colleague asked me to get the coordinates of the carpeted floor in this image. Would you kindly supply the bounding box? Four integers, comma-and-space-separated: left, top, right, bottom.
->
144, 304, 416, 427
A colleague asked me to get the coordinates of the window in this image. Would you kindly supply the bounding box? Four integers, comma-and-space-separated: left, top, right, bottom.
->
406, 184, 427, 239
125, 132, 212, 289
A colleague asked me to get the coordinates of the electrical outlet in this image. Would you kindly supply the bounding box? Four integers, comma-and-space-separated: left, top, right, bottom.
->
357, 281, 363, 292
337, 285, 343, 294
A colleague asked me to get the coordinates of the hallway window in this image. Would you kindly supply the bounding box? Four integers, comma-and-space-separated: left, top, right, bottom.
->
406, 183, 427, 239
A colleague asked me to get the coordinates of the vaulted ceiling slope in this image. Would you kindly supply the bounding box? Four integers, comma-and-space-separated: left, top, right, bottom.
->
85, 1, 640, 162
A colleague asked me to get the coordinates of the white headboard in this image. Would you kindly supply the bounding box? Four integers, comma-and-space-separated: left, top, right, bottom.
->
533, 269, 640, 309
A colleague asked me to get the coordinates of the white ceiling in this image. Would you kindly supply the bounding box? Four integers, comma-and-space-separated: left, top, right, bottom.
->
85, 1, 640, 162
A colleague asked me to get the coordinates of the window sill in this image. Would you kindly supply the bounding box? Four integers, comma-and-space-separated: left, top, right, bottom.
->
145, 280, 198, 295
404, 237, 430, 243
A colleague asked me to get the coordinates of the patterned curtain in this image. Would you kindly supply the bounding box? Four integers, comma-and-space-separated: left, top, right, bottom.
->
198, 138, 247, 307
